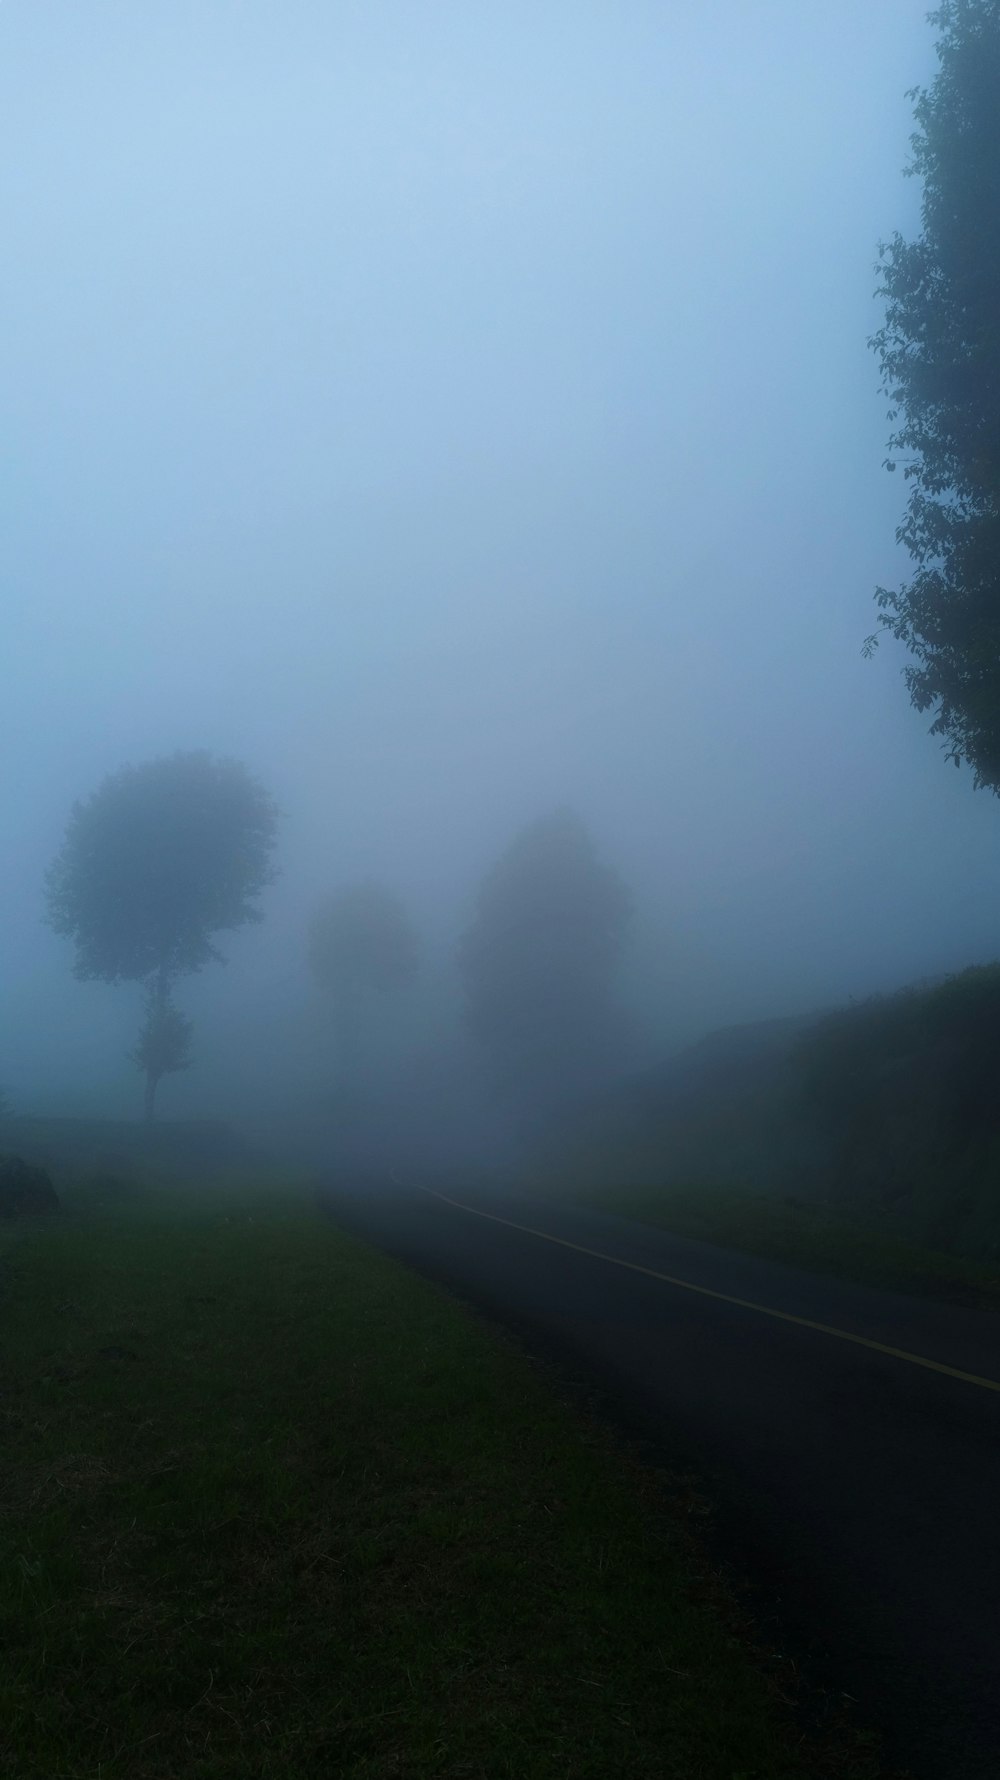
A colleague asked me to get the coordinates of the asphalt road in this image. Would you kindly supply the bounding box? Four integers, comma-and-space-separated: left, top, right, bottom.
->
321, 1176, 1000, 1780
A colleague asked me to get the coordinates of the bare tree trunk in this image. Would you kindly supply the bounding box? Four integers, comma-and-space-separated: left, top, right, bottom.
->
141, 961, 170, 1124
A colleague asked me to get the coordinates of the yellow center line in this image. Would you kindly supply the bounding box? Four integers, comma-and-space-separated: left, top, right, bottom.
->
417, 1186, 1000, 1394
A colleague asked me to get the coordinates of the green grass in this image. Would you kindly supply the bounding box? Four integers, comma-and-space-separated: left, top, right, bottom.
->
571, 1179, 1000, 1307
0, 1174, 887, 1779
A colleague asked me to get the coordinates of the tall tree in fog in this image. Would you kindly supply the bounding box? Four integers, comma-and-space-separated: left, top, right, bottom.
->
868, 1, 1000, 790
46, 752, 279, 1120
459, 811, 631, 1126
307, 883, 418, 1088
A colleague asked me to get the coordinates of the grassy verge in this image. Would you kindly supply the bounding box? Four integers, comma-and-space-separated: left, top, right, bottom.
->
0, 1173, 884, 1778
571, 1180, 1000, 1307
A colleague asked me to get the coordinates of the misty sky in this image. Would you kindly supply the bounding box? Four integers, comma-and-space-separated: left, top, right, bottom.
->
4, 1, 999, 1115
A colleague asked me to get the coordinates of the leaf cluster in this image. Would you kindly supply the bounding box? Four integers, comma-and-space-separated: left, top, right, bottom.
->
45, 752, 279, 986
870, 2, 1000, 787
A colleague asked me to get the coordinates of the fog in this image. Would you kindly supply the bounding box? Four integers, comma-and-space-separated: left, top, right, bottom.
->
3, 2, 998, 1157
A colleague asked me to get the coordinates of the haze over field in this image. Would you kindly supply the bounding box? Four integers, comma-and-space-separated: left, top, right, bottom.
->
3, 1, 998, 1135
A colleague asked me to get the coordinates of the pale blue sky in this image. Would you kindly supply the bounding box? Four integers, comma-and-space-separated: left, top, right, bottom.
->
2, 1, 995, 1114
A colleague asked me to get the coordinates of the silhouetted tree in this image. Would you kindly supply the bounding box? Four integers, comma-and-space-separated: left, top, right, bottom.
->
868, 2, 1000, 789
459, 810, 631, 1125
131, 987, 194, 1123
46, 751, 279, 1119
307, 883, 418, 1084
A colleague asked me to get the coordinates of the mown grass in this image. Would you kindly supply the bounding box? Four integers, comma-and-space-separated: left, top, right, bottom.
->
572, 1179, 1000, 1307
0, 1174, 886, 1779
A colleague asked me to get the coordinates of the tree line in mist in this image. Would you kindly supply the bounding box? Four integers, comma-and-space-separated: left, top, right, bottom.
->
43, 751, 633, 1127
25, 1, 1000, 1142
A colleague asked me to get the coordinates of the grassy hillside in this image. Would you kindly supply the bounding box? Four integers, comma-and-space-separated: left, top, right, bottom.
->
0, 1164, 883, 1778
797, 965, 1000, 1256
538, 966, 1000, 1288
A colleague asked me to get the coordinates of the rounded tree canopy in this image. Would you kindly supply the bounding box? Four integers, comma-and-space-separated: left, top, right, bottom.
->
307, 882, 418, 1000
46, 751, 279, 984
458, 808, 631, 1065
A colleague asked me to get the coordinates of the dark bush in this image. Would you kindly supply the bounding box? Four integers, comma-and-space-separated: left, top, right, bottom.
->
0, 1156, 60, 1218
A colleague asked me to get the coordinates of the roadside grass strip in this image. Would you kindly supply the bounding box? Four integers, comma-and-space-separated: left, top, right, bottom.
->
0, 1179, 883, 1778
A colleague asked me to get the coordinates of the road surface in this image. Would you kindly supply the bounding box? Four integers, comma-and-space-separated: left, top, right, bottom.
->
321, 1175, 1000, 1780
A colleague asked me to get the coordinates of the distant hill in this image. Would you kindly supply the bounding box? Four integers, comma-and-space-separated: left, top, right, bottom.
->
631, 1011, 826, 1115
540, 967, 1000, 1258
539, 1009, 828, 1204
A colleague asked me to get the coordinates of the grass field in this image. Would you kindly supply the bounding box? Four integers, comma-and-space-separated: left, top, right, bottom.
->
0, 1169, 886, 1778
569, 1179, 1000, 1307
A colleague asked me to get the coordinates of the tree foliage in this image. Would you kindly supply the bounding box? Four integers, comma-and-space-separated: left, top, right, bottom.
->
459, 810, 631, 1118
46, 752, 279, 984
869, 1, 1000, 788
